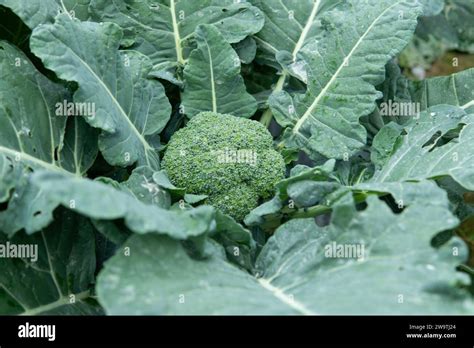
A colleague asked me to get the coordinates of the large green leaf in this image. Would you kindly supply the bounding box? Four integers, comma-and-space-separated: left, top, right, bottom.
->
0, 209, 102, 315
365, 65, 474, 136
355, 180, 454, 211
30, 15, 171, 169
367, 105, 474, 191
96, 196, 472, 314
89, 0, 264, 81
0, 41, 67, 171
90, 166, 173, 245
410, 68, 474, 112
252, 0, 341, 70
358, 104, 474, 212
181, 25, 257, 118
0, 0, 91, 29
31, 171, 215, 239
0, 41, 97, 235
252, 0, 341, 126
0, 0, 60, 29
269, 0, 421, 159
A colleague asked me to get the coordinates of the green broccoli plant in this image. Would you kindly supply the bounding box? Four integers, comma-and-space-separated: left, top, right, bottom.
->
3, 0, 474, 318
162, 112, 285, 221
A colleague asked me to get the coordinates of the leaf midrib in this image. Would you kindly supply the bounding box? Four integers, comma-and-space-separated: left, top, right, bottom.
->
36, 75, 57, 166
66, 48, 153, 156
206, 38, 217, 112
292, 1, 404, 135
0, 146, 72, 175
257, 278, 317, 315
170, 0, 184, 65
269, 0, 322, 95
20, 290, 91, 315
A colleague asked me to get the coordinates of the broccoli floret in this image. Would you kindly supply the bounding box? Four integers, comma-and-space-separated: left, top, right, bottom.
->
162, 112, 285, 221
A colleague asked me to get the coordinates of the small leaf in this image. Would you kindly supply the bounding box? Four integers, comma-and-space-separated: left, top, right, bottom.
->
182, 25, 257, 118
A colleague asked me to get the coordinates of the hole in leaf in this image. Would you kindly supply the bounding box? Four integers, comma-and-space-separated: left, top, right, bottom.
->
54, 147, 59, 162
0, 200, 9, 212
356, 200, 368, 211
0, 188, 16, 212
424, 124, 463, 152
379, 195, 404, 214
33, 211, 41, 217
431, 230, 453, 248
422, 130, 442, 150
5, 157, 14, 170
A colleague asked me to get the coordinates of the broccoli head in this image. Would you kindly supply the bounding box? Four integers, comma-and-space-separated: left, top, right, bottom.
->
162, 112, 285, 221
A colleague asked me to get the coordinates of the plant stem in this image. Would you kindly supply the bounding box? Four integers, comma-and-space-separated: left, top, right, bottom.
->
279, 190, 374, 220
20, 290, 91, 315
260, 108, 274, 128
260, 70, 288, 128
